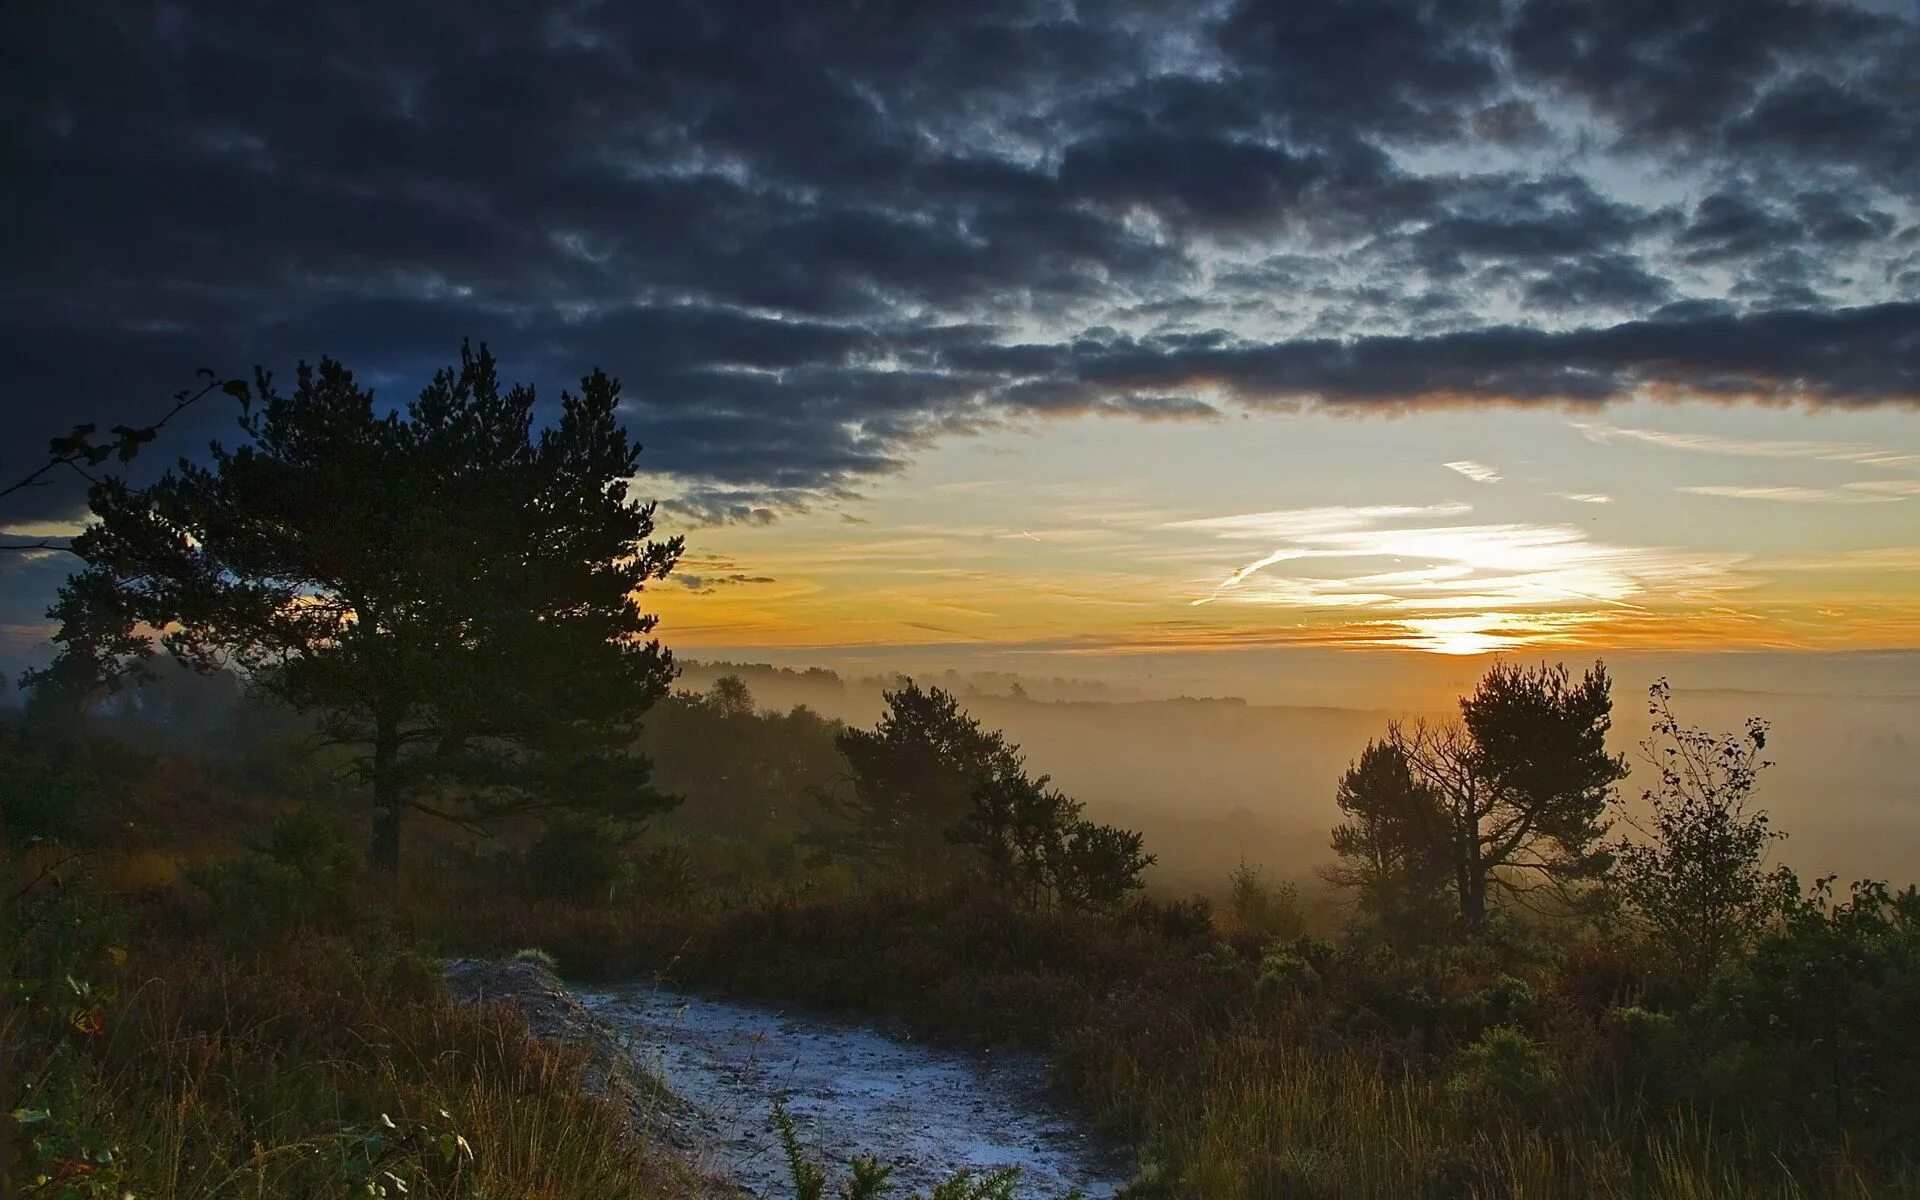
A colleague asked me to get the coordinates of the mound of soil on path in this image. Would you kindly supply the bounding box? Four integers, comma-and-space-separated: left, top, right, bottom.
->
442, 958, 721, 1170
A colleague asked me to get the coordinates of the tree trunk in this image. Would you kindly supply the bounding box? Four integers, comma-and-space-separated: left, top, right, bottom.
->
1457, 815, 1487, 924
370, 716, 402, 874
1460, 873, 1487, 924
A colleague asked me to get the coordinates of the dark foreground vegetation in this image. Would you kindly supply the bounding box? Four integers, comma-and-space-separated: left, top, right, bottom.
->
7, 350, 1919, 1198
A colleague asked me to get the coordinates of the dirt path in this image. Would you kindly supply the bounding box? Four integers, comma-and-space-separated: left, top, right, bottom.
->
576, 983, 1128, 1199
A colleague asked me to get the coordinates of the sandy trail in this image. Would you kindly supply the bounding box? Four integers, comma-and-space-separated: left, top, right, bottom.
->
577, 984, 1127, 1198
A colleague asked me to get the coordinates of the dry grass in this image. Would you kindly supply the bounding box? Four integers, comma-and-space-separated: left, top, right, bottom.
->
4, 878, 706, 1199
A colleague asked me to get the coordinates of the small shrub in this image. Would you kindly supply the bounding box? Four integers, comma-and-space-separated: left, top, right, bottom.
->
1553, 934, 1646, 1011
1697, 878, 1920, 1150
631, 843, 699, 905
512, 946, 561, 973
380, 948, 447, 1003
1254, 946, 1321, 1002
264, 802, 362, 881
771, 1098, 1024, 1200
1446, 1025, 1560, 1109
1053, 819, 1154, 912
1195, 941, 1254, 986
8, 1105, 128, 1199
798, 860, 861, 898
1602, 1004, 1686, 1095
1448, 974, 1537, 1035
0, 727, 93, 843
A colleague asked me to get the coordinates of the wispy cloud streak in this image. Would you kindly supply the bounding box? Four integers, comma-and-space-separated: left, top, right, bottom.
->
1575, 422, 1920, 469
1679, 485, 1904, 504
1445, 460, 1503, 484
1167, 504, 1471, 541
1185, 504, 1741, 622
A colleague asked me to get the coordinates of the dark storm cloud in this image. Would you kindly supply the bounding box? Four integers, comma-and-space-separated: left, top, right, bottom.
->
1679, 194, 1807, 263
1060, 134, 1338, 233
1791, 190, 1898, 248
1216, 0, 1507, 142
977, 301, 1920, 409
1507, 0, 1913, 164
1395, 176, 1660, 277
1521, 255, 1675, 313
1469, 100, 1554, 148
4, 0, 1918, 539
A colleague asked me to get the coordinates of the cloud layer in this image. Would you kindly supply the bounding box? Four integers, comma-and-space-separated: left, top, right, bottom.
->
5, 0, 1918, 525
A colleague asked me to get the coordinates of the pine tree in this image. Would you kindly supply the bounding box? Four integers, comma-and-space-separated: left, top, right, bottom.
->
824, 681, 1018, 872
1329, 662, 1627, 926
28, 343, 683, 873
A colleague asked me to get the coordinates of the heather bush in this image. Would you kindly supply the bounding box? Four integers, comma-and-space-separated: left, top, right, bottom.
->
1254, 945, 1320, 1002
1446, 1025, 1560, 1109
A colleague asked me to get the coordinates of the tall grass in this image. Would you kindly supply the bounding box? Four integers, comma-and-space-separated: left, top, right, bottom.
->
1149, 1028, 1898, 1199
4, 878, 704, 1199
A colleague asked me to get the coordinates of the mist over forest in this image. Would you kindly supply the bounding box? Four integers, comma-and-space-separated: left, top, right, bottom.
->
53, 647, 1912, 893
667, 653, 1920, 891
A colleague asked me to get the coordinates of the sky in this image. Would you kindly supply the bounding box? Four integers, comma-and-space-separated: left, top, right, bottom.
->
4, 0, 1919, 679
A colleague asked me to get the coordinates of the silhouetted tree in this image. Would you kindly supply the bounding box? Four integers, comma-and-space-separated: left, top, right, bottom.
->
1228, 861, 1306, 941
26, 344, 682, 873
823, 680, 1019, 872
1051, 817, 1154, 911
1611, 679, 1797, 976
959, 766, 1075, 907
1457, 660, 1624, 917
1325, 738, 1451, 928
822, 680, 1152, 902
1330, 662, 1626, 926
957, 764, 1154, 911
707, 674, 756, 719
